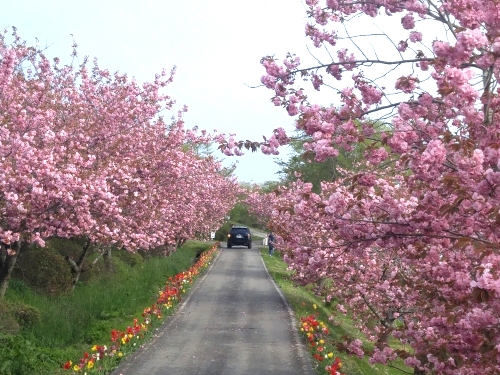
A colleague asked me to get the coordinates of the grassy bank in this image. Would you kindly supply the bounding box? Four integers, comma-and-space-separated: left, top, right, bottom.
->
1, 240, 214, 375
1, 241, 410, 375
261, 248, 410, 375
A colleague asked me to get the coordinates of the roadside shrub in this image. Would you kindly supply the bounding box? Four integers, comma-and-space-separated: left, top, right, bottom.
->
114, 249, 143, 267
45, 237, 86, 259
9, 302, 40, 328
0, 300, 39, 334
0, 305, 20, 335
15, 245, 73, 296
215, 222, 232, 241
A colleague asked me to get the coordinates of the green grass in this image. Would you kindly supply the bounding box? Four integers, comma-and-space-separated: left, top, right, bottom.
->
261, 248, 410, 375
1, 241, 411, 375
252, 235, 265, 242
2, 240, 212, 375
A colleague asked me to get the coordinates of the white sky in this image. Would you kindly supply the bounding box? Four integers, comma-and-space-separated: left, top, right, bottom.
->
2, 1, 449, 184
1, 0, 313, 183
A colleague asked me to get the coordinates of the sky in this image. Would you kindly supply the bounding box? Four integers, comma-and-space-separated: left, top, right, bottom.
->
1, 0, 313, 184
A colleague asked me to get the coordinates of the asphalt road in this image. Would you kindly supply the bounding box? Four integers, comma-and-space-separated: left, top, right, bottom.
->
110, 243, 315, 375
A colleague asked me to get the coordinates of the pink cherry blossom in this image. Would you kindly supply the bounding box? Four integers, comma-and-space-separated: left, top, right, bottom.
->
247, 1, 500, 373
0, 30, 239, 297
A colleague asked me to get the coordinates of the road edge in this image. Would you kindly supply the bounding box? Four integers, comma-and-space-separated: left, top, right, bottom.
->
259, 252, 317, 375
109, 245, 222, 375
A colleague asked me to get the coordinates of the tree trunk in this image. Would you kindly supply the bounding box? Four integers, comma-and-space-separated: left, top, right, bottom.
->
163, 240, 177, 257
376, 310, 395, 349
376, 327, 393, 349
103, 247, 112, 272
66, 238, 91, 291
177, 237, 186, 249
165, 245, 176, 257
0, 241, 21, 299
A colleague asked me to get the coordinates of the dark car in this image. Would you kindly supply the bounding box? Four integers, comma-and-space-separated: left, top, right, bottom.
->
227, 226, 252, 249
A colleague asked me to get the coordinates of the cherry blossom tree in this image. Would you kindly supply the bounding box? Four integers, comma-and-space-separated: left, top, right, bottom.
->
243, 1, 500, 374
0, 29, 238, 297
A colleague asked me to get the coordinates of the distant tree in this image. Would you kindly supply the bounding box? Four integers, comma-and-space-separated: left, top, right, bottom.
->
276, 122, 391, 192
275, 131, 364, 192
227, 202, 261, 229
257, 180, 280, 194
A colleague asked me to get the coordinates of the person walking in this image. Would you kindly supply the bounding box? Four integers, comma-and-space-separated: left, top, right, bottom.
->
268, 231, 275, 256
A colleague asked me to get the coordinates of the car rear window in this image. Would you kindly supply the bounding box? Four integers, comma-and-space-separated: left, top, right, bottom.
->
231, 228, 249, 235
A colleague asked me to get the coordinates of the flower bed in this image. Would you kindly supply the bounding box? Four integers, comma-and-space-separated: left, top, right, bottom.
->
300, 305, 345, 375
63, 244, 219, 374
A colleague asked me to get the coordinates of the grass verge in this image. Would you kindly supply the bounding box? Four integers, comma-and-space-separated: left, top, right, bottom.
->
1, 240, 214, 375
261, 248, 410, 375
